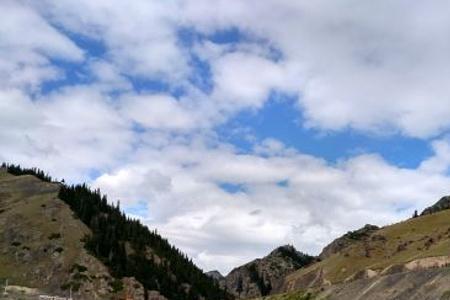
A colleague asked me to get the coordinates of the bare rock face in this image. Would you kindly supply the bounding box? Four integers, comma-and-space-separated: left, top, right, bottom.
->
122, 277, 146, 300
223, 245, 315, 299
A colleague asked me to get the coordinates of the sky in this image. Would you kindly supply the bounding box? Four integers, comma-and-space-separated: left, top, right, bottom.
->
2, 0, 450, 275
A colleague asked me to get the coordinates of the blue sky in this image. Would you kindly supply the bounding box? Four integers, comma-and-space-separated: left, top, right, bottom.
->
51, 24, 435, 170
217, 95, 434, 168
2, 0, 450, 274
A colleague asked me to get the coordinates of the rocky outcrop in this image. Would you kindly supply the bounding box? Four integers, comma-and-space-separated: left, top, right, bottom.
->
421, 196, 450, 215
147, 290, 169, 300
223, 245, 315, 299
319, 224, 379, 260
206, 270, 225, 281
122, 277, 146, 300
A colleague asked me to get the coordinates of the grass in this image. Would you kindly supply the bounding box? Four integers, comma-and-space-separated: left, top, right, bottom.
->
285, 208, 450, 287
0, 171, 90, 287
252, 290, 316, 300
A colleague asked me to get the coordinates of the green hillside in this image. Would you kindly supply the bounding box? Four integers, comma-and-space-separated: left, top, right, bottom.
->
0, 164, 231, 300
284, 209, 450, 288
250, 200, 450, 299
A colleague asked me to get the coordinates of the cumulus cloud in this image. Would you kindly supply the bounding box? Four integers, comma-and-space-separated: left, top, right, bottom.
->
209, 51, 296, 110
184, 0, 450, 137
10, 0, 450, 137
0, 0, 83, 60
0, 0, 83, 90
0, 86, 134, 181
22, 0, 450, 137
93, 137, 450, 273
32, 0, 187, 80
120, 94, 197, 130
88, 59, 131, 92
4, 0, 450, 275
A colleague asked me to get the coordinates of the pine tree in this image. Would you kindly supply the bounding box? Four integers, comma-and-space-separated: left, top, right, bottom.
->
236, 275, 243, 298
4, 164, 232, 300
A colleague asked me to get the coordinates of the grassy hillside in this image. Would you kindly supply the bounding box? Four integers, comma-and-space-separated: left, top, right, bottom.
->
0, 170, 86, 283
247, 206, 450, 300
0, 165, 231, 300
281, 208, 450, 293
252, 290, 315, 300
0, 169, 115, 298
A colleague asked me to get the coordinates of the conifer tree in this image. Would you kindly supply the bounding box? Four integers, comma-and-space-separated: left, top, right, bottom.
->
4, 164, 231, 300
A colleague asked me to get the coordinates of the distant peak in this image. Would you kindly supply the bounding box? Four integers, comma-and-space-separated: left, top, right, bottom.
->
206, 270, 224, 281
421, 196, 450, 215
269, 244, 297, 256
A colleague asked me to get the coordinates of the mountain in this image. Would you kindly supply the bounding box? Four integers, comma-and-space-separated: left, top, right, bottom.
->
421, 195, 450, 215
318, 224, 379, 260
8, 162, 450, 300
221, 245, 315, 299
0, 164, 230, 300
253, 196, 450, 300
206, 270, 224, 281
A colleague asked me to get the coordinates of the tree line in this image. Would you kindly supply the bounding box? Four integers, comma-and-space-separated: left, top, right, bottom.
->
2, 163, 231, 300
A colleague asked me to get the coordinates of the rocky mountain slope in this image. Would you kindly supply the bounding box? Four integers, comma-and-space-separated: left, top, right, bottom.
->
7, 163, 450, 300
0, 168, 141, 299
253, 196, 450, 300
221, 245, 315, 299
206, 270, 225, 281
318, 224, 379, 260
0, 165, 229, 300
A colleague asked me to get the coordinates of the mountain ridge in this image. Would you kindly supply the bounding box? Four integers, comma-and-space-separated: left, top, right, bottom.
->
421, 195, 450, 215
5, 163, 450, 299
219, 244, 315, 299
252, 195, 450, 299
0, 164, 230, 300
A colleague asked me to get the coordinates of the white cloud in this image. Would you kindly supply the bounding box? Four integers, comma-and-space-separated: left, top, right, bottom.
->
88, 59, 131, 92
210, 51, 294, 109
21, 0, 450, 137
1, 0, 83, 61
0, 86, 134, 181
0, 89, 42, 130
0, 0, 83, 90
419, 138, 450, 174
120, 94, 197, 130
4, 0, 450, 276
32, 0, 187, 80
93, 137, 450, 274
184, 0, 450, 138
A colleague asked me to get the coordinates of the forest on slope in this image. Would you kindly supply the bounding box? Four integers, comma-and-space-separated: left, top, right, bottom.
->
2, 163, 231, 300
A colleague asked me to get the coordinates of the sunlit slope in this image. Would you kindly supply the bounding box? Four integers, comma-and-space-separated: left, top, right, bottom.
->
0, 166, 230, 300
282, 209, 450, 292
0, 170, 124, 298
0, 170, 87, 284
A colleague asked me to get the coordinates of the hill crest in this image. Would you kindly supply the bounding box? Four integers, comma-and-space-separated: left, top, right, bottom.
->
0, 165, 229, 300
